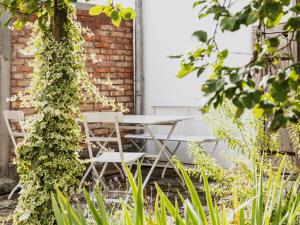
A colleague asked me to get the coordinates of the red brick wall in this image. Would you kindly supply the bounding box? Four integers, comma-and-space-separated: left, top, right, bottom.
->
10, 10, 134, 115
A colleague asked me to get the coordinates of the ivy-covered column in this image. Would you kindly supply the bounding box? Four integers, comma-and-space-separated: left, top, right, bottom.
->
13, 2, 84, 224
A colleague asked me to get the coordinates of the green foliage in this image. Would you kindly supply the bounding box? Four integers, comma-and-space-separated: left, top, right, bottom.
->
89, 1, 136, 27
182, 101, 297, 200
52, 160, 300, 225
176, 0, 300, 131
12, 4, 85, 224
182, 143, 253, 199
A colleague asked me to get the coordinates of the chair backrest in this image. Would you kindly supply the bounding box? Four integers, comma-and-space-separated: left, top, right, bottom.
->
3, 110, 25, 148
82, 112, 124, 159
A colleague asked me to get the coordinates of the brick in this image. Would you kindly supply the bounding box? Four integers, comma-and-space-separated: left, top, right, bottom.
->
110, 55, 124, 61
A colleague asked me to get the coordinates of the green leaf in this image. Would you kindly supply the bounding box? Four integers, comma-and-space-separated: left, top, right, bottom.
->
51, 193, 64, 225
246, 11, 259, 25
202, 79, 225, 93
263, 2, 282, 21
120, 7, 136, 20
177, 64, 197, 78
218, 49, 228, 60
202, 168, 218, 225
220, 16, 237, 31
291, 4, 300, 13
192, 30, 208, 42
89, 5, 104, 16
197, 67, 206, 77
13, 18, 25, 30
267, 37, 280, 48
177, 163, 208, 225
229, 74, 241, 83
284, 17, 300, 30
111, 11, 122, 27
83, 189, 104, 225
135, 163, 144, 225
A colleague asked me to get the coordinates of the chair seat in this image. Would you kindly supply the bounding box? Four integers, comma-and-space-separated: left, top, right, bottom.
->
92, 152, 145, 163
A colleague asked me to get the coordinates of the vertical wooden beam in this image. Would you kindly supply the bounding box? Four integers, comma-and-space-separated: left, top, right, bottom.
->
0, 9, 11, 177
53, 0, 67, 42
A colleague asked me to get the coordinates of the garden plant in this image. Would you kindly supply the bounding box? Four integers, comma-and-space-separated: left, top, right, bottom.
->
52, 159, 300, 225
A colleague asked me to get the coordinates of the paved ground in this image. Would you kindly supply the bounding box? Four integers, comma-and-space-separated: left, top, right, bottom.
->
0, 167, 205, 224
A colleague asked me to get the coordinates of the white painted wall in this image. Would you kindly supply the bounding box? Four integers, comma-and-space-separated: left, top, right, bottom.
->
142, 0, 253, 167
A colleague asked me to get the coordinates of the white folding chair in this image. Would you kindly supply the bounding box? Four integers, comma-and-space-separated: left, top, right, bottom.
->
3, 110, 25, 199
79, 112, 145, 190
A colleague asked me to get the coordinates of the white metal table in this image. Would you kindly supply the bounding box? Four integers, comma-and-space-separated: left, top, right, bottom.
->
120, 115, 193, 188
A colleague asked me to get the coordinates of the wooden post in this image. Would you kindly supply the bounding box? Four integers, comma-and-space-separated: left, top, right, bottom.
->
53, 0, 67, 42
0, 9, 11, 177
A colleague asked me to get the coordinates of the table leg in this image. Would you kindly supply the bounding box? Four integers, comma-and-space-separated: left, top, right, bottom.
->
161, 141, 182, 178
142, 122, 184, 189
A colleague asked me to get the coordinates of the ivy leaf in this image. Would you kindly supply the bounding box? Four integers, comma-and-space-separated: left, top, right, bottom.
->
89, 5, 104, 16
192, 30, 207, 43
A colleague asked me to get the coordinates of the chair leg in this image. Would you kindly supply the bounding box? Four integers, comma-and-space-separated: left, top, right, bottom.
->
211, 139, 219, 156
113, 163, 124, 179
100, 162, 108, 178
79, 165, 93, 191
8, 183, 22, 200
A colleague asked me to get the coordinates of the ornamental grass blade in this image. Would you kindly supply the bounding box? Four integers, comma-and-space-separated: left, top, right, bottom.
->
264, 157, 286, 223
251, 164, 257, 225
83, 188, 104, 225
221, 205, 227, 225
201, 168, 217, 225
51, 193, 65, 225
177, 163, 207, 225
155, 183, 185, 225
185, 199, 201, 225
134, 163, 144, 225
56, 190, 83, 225
94, 185, 109, 225
123, 162, 138, 201
155, 195, 167, 225
123, 206, 133, 225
